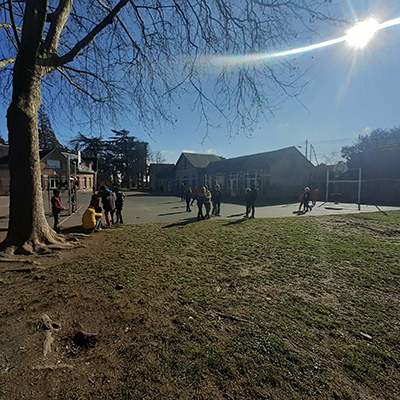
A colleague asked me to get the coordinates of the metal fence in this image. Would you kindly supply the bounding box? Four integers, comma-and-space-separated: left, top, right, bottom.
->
42, 186, 92, 216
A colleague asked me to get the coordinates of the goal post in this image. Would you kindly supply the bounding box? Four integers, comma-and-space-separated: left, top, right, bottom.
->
326, 165, 362, 210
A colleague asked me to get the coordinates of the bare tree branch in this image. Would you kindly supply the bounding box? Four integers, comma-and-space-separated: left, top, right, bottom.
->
7, 0, 20, 48
42, 0, 72, 54
96, 0, 141, 53
0, 22, 21, 30
0, 57, 15, 68
62, 65, 108, 85
56, 67, 105, 103
56, 0, 130, 67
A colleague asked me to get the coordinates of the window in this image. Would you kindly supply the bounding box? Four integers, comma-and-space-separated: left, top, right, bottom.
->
227, 172, 239, 190
84, 177, 87, 189
215, 173, 225, 188
47, 159, 61, 169
243, 170, 261, 190
49, 177, 60, 189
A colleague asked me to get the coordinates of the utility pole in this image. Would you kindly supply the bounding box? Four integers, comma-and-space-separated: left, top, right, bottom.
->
305, 139, 308, 160
67, 155, 71, 214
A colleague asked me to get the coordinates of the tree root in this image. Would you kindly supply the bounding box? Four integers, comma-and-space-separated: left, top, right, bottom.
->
1, 232, 88, 257
38, 314, 61, 358
31, 363, 74, 371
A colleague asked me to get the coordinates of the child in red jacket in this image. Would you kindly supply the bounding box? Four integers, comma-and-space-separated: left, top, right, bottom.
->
51, 189, 64, 233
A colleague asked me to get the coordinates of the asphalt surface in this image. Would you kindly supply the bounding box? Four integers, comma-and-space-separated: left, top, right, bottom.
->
0, 191, 399, 241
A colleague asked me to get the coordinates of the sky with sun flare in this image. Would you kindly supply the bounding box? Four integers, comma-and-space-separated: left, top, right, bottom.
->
0, 0, 400, 165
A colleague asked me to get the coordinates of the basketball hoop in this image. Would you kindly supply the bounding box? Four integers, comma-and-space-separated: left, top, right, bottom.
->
332, 163, 348, 174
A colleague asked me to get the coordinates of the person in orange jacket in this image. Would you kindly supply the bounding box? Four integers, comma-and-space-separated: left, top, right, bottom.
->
82, 207, 103, 232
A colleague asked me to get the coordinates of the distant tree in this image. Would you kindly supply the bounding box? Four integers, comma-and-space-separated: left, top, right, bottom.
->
70, 133, 104, 158
38, 106, 63, 150
148, 150, 167, 165
341, 127, 400, 162
108, 129, 148, 188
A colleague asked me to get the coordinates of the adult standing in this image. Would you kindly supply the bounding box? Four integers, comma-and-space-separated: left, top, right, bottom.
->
180, 183, 186, 202
203, 186, 212, 219
191, 186, 199, 206
197, 187, 205, 220
115, 187, 125, 223
245, 184, 257, 218
185, 186, 192, 212
211, 184, 223, 216
99, 185, 113, 227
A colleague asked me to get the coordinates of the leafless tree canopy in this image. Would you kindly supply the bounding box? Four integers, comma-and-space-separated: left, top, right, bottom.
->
1, 0, 341, 138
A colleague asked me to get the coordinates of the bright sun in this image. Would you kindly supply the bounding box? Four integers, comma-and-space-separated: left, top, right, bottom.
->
346, 18, 380, 48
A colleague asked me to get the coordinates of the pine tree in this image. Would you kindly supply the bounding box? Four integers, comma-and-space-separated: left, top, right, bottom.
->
38, 107, 63, 150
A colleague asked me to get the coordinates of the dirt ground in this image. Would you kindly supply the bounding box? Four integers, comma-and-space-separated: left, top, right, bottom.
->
0, 229, 140, 400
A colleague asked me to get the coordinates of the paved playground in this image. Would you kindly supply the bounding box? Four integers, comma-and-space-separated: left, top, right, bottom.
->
0, 191, 398, 241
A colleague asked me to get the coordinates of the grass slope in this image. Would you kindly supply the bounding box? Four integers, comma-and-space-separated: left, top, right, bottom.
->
1, 211, 399, 399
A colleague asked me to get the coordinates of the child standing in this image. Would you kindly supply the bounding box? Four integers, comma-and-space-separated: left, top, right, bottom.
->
115, 187, 125, 223
51, 189, 64, 233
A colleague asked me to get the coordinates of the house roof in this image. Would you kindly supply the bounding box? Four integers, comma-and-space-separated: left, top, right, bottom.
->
179, 152, 222, 168
149, 163, 174, 175
157, 164, 176, 178
206, 146, 309, 173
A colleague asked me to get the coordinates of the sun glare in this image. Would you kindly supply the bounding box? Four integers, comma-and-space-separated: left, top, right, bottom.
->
345, 18, 380, 48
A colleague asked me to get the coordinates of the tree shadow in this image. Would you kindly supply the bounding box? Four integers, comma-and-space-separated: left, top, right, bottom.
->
162, 217, 199, 229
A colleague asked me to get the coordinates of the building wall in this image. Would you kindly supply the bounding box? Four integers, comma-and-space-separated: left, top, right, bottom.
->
174, 157, 202, 193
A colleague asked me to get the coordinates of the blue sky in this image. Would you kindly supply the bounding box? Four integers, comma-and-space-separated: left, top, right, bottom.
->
1, 0, 400, 165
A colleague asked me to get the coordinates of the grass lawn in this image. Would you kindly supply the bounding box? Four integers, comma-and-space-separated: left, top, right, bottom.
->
1, 211, 399, 399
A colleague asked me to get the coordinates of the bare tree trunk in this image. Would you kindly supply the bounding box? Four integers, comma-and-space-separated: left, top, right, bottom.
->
2, 1, 60, 254
3, 73, 60, 254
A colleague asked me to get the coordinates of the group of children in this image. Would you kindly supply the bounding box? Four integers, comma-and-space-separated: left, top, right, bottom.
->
181, 183, 224, 220
50, 185, 126, 234
298, 187, 318, 213
83, 185, 125, 231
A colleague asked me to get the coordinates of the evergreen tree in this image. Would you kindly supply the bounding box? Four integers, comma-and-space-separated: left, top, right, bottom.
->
38, 107, 64, 150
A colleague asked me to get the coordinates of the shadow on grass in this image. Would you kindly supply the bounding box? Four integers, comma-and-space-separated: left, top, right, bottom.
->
223, 217, 248, 226
162, 217, 199, 229
226, 213, 245, 218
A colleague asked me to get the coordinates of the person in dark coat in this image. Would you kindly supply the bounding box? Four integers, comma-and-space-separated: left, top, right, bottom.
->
302, 187, 311, 212
180, 183, 186, 202
245, 184, 257, 218
185, 187, 192, 212
197, 187, 205, 220
99, 185, 114, 227
115, 187, 125, 223
211, 184, 223, 216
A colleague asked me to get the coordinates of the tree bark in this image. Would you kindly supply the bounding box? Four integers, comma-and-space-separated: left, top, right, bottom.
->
2, 1, 60, 253
4, 72, 60, 253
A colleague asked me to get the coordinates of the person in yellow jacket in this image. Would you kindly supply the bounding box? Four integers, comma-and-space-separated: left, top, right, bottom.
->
82, 207, 103, 231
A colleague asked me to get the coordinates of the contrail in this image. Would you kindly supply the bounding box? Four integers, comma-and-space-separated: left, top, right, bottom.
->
209, 16, 400, 67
